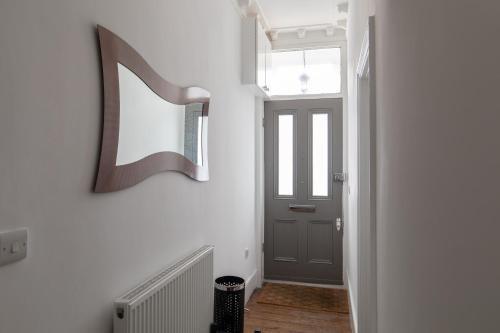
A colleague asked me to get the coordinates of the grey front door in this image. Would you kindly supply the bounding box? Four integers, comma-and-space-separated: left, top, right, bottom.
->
264, 98, 343, 285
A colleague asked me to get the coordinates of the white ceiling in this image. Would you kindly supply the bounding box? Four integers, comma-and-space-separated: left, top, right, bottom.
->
256, 0, 348, 29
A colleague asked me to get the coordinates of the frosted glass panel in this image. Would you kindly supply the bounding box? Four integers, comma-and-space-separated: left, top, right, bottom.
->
271, 51, 303, 96
271, 48, 341, 96
312, 113, 329, 197
305, 48, 341, 95
278, 114, 294, 196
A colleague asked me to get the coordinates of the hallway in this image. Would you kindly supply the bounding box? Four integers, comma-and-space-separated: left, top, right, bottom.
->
244, 284, 352, 333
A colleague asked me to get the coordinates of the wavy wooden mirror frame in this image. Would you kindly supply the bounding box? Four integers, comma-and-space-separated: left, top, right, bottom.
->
94, 25, 210, 193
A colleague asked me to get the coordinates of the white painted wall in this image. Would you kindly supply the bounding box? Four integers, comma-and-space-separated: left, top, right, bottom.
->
346, 0, 374, 331
375, 0, 500, 332
0, 1, 258, 333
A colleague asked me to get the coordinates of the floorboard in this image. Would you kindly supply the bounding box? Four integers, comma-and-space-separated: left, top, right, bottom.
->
244, 284, 352, 333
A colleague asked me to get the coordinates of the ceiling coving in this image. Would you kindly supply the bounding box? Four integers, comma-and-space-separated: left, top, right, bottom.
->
234, 0, 348, 41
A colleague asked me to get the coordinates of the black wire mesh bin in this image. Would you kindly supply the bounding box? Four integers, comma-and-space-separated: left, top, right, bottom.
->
213, 276, 245, 333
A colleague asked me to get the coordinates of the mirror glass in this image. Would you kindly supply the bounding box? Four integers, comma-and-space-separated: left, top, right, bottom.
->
116, 63, 207, 166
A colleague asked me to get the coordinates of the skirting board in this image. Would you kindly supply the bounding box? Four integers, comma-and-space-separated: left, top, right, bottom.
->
245, 269, 259, 304
263, 279, 346, 290
346, 272, 358, 333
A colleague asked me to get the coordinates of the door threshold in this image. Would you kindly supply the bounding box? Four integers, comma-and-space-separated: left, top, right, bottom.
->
263, 279, 346, 290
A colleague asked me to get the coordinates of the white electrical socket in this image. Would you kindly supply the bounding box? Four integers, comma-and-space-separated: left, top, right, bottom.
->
0, 228, 28, 267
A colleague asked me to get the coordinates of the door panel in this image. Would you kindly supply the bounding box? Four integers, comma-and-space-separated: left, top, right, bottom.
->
264, 98, 343, 285
307, 220, 334, 264
273, 220, 299, 262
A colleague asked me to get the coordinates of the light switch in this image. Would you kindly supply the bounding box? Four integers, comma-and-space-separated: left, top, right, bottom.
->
11, 242, 21, 254
0, 228, 28, 267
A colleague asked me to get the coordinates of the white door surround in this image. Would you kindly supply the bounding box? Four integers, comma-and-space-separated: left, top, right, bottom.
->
354, 16, 377, 333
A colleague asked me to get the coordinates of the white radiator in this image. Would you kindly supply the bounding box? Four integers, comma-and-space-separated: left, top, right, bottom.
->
113, 246, 214, 333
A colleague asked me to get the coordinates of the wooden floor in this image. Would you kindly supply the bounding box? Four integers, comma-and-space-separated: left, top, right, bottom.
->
244, 285, 352, 333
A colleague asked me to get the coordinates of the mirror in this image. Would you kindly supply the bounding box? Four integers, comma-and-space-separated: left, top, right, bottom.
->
94, 26, 210, 193
116, 64, 207, 167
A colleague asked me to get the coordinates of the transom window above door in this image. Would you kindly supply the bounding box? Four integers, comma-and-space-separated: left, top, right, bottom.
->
270, 48, 341, 96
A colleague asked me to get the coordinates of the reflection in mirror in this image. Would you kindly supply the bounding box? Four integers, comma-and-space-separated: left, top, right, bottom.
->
183, 103, 206, 166
116, 63, 207, 166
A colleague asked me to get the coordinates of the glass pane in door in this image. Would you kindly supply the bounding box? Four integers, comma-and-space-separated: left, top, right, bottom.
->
312, 113, 329, 197
278, 114, 294, 196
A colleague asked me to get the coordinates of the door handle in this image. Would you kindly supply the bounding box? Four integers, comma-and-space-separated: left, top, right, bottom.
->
289, 204, 316, 213
336, 217, 343, 232
334, 173, 346, 183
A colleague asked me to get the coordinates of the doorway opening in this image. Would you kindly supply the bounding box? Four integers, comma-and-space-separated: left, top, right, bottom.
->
263, 98, 344, 285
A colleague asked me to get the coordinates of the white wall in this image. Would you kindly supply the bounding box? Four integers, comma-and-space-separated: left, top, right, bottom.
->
346, 0, 374, 331
375, 0, 500, 332
0, 1, 258, 333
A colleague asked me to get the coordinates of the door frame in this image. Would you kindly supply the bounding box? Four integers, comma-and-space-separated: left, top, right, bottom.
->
356, 16, 377, 333
255, 41, 348, 291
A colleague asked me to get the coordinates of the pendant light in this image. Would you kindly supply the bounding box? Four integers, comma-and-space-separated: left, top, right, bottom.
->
299, 49, 310, 93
